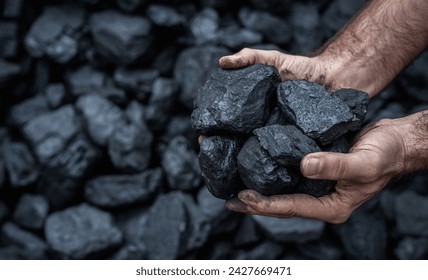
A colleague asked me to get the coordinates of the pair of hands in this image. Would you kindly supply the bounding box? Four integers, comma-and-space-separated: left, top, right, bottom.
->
205, 48, 417, 223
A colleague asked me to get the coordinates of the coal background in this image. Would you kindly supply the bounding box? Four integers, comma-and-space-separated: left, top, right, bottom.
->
1, 0, 428, 260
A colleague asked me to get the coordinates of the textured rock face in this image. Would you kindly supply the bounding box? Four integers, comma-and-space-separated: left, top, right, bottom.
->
192, 64, 281, 134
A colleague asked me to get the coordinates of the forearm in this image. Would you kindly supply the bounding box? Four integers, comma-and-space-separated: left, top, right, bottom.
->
317, 0, 428, 98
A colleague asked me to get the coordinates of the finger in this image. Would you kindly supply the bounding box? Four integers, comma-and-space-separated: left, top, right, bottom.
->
225, 198, 256, 214
300, 151, 373, 182
219, 48, 280, 69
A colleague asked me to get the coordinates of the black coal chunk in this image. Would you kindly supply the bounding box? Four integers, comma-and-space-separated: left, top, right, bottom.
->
296, 178, 335, 197
217, 27, 263, 50
394, 191, 428, 236
190, 8, 219, 44
146, 4, 186, 27
24, 4, 86, 63
335, 88, 369, 127
234, 241, 284, 260
84, 168, 163, 208
1, 141, 39, 188
174, 46, 229, 109
265, 106, 289, 126
395, 237, 428, 260
192, 64, 280, 134
8, 95, 49, 127
13, 194, 49, 230
0, 21, 18, 58
277, 80, 359, 145
113, 67, 159, 102
254, 125, 321, 166
116, 0, 147, 13
45, 203, 122, 259
296, 239, 343, 260
199, 136, 244, 200
237, 137, 294, 196
44, 83, 66, 109
3, 0, 23, 18
0, 59, 20, 88
66, 65, 107, 97
2, 222, 48, 258
89, 10, 153, 65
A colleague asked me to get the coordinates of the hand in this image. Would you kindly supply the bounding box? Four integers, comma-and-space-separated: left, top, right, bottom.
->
226, 114, 425, 224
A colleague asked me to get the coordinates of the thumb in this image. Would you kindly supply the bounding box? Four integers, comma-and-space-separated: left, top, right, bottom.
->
219, 48, 281, 69
300, 151, 376, 182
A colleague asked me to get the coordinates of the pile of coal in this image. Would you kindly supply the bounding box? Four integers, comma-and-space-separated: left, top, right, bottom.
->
193, 65, 369, 199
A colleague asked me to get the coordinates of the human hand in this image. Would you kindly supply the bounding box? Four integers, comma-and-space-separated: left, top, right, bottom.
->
226, 113, 427, 223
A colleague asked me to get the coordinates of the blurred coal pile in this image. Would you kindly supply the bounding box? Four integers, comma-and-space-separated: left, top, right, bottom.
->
1, 0, 428, 260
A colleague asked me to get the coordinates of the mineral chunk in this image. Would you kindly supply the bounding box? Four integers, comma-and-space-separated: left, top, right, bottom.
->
0, 21, 18, 58
394, 191, 428, 236
45, 203, 122, 259
44, 83, 66, 109
146, 4, 186, 27
335, 88, 369, 127
296, 178, 335, 197
7, 95, 49, 127
192, 64, 280, 134
0, 59, 20, 88
237, 137, 294, 196
13, 194, 49, 230
254, 125, 321, 166
199, 136, 244, 199
2, 222, 48, 253
277, 80, 359, 145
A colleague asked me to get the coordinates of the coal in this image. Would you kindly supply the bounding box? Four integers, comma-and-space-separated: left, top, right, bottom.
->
395, 237, 428, 260
1, 141, 39, 188
84, 168, 163, 208
296, 178, 335, 197
2, 222, 48, 255
8, 95, 49, 127
235, 241, 283, 260
265, 106, 289, 126
44, 83, 66, 109
146, 4, 186, 27
296, 240, 343, 260
89, 10, 153, 65
113, 67, 159, 101
0, 59, 20, 87
277, 80, 359, 145
252, 215, 325, 243
335, 88, 369, 127
45, 203, 122, 259
192, 64, 280, 134
22, 105, 81, 163
0, 21, 18, 58
199, 136, 244, 199
116, 0, 147, 13
394, 191, 428, 236
24, 4, 86, 63
174, 46, 229, 109
237, 137, 295, 196
161, 136, 201, 191
13, 194, 49, 230
254, 125, 321, 166
111, 243, 147, 260
234, 216, 262, 246
66, 65, 107, 97
3, 0, 23, 18
217, 27, 263, 50
190, 8, 219, 44
289, 4, 322, 53
75, 93, 125, 146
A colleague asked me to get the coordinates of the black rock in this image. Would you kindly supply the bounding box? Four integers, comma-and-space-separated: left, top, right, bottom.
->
235, 241, 284, 260
237, 137, 294, 196
89, 10, 153, 65
1, 141, 39, 188
44, 83, 66, 109
218, 27, 263, 50
2, 222, 48, 255
114, 67, 160, 101
296, 177, 335, 197
116, 0, 147, 13
0, 59, 20, 88
234, 216, 262, 247
249, 0, 291, 12
192, 64, 280, 134
199, 136, 244, 200
277, 80, 358, 145
239, 8, 291, 45
335, 88, 369, 127
66, 65, 107, 97
296, 239, 343, 260
111, 243, 147, 260
395, 237, 428, 260
23, 105, 81, 163
0, 21, 18, 58
394, 191, 428, 236
254, 125, 321, 166
76, 93, 125, 146
190, 8, 219, 44
146, 4, 186, 27
3, 0, 23, 18
13, 194, 49, 230
114, 206, 148, 245
265, 106, 289, 126
252, 215, 325, 243
45, 203, 123, 259
174, 46, 229, 109
85, 168, 163, 208
161, 136, 201, 191
325, 136, 351, 153
8, 95, 49, 127
24, 4, 86, 63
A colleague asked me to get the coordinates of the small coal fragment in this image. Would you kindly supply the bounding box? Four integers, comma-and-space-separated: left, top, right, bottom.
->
44, 83, 66, 109
234, 216, 262, 246
76, 93, 125, 146
0, 21, 18, 58
161, 136, 201, 191
45, 203, 123, 259
85, 168, 163, 208
190, 8, 219, 44
192, 64, 280, 134
277, 80, 358, 145
110, 243, 147, 260
265, 106, 289, 126
146, 4, 186, 27
2, 222, 48, 255
394, 191, 428, 236
237, 137, 295, 196
114, 67, 160, 101
66, 65, 107, 97
174, 46, 229, 109
0, 59, 20, 88
395, 237, 428, 260
3, 0, 23, 18
89, 10, 153, 65
199, 136, 244, 200
254, 125, 321, 166
8, 95, 49, 127
116, 0, 147, 13
23, 105, 81, 163
24, 4, 86, 63
238, 8, 291, 45
325, 136, 351, 153
252, 215, 325, 243
235, 241, 284, 260
1, 141, 39, 188
13, 194, 49, 230
296, 178, 335, 197
217, 27, 263, 50
335, 88, 369, 127
142, 192, 190, 259
250, 0, 292, 12
289, 3, 322, 53
296, 239, 343, 260
114, 207, 148, 245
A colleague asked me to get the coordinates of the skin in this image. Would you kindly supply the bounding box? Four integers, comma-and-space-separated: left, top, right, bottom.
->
214, 0, 428, 223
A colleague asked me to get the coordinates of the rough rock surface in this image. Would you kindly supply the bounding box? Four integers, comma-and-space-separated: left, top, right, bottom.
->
336, 88, 369, 128
13, 194, 49, 230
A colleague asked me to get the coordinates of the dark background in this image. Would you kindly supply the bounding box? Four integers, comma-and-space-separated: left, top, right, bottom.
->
1, 0, 428, 260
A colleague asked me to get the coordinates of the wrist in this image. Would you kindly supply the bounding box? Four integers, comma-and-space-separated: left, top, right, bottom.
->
403, 110, 428, 172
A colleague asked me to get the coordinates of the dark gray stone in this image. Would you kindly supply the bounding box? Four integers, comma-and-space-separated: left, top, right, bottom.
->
394, 191, 428, 236
85, 168, 163, 208
44, 83, 66, 109
146, 4, 186, 27
114, 67, 160, 101
395, 237, 428, 260
234, 241, 283, 260
1, 141, 39, 188
66, 65, 107, 97
234, 216, 262, 246
296, 240, 343, 260
296, 178, 335, 197
111, 243, 147, 260
265, 106, 289, 126
174, 46, 229, 109
13, 194, 49, 230
7, 95, 49, 127
335, 88, 369, 127
0, 59, 20, 88
45, 203, 122, 259
0, 21, 18, 58
116, 0, 147, 13
0, 245, 47, 260
76, 94, 125, 146
2, 222, 47, 251
89, 10, 153, 65
23, 105, 81, 163
161, 136, 201, 191
218, 27, 263, 50
277, 80, 358, 145
325, 136, 351, 153
252, 215, 325, 243
237, 137, 294, 196
192, 64, 280, 134
190, 8, 219, 44
24, 4, 86, 63
199, 136, 244, 200
254, 125, 321, 166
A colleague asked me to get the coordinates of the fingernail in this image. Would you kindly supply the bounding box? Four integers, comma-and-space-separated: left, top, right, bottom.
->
304, 157, 321, 177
